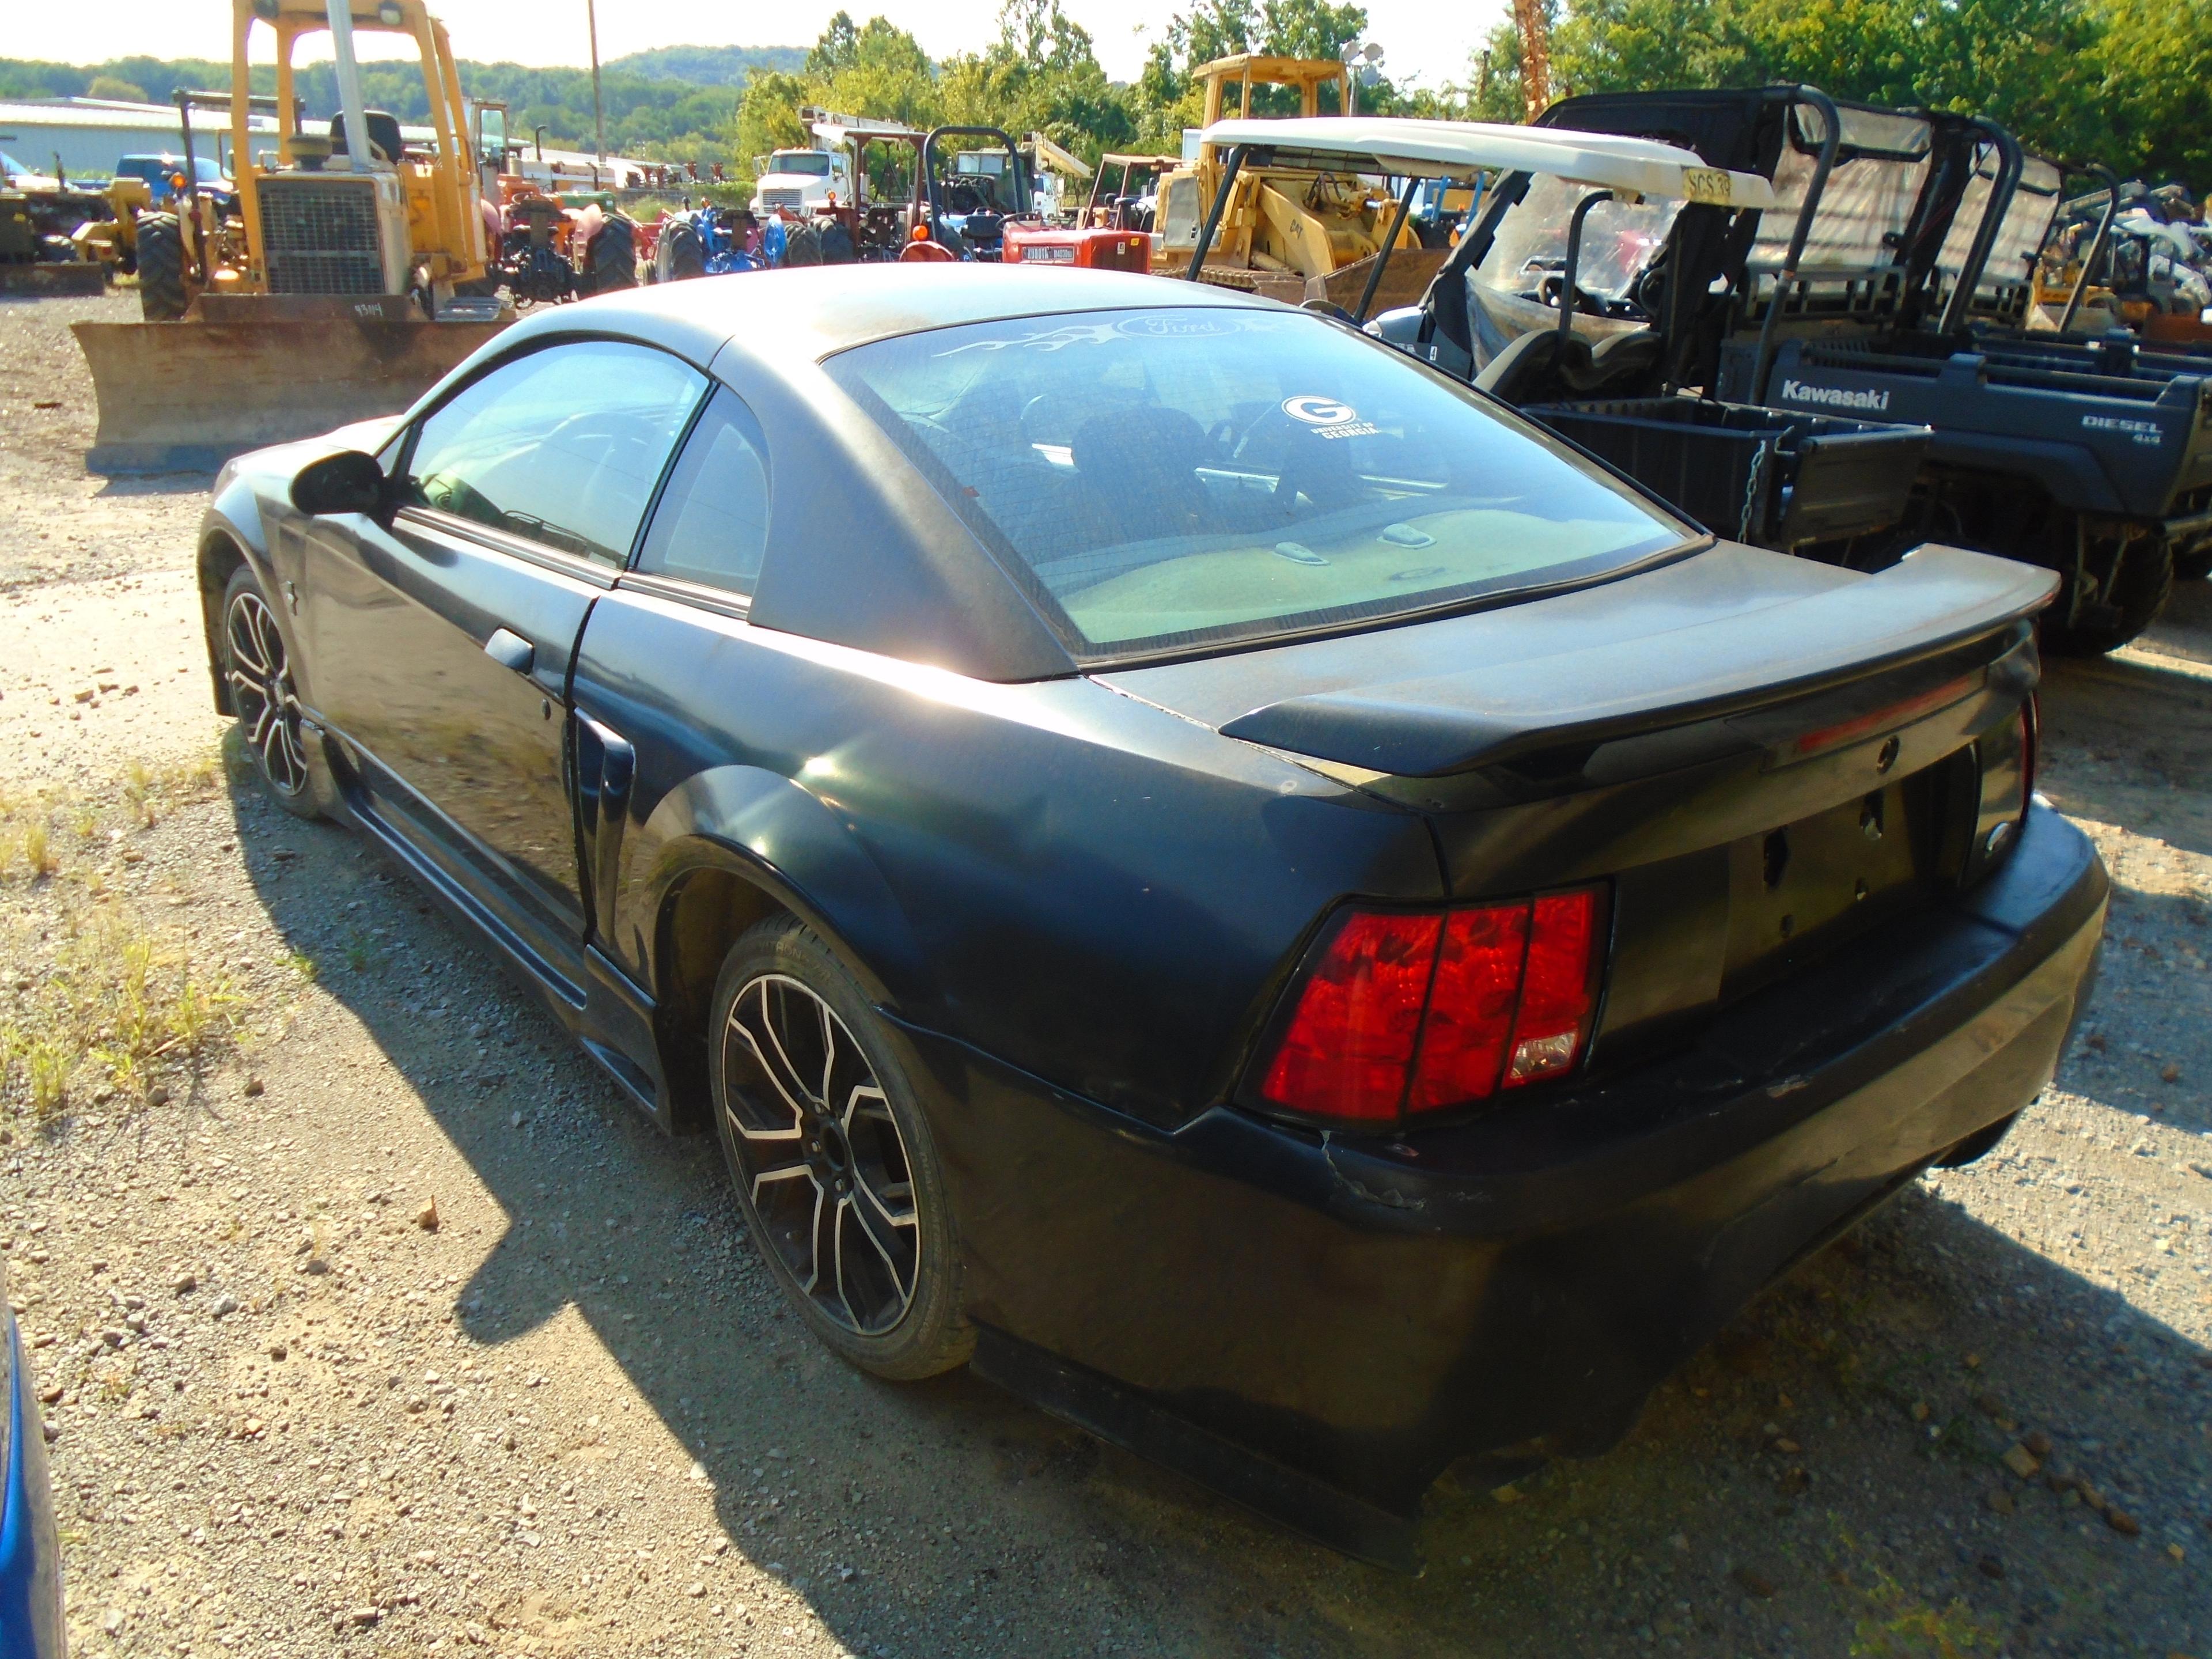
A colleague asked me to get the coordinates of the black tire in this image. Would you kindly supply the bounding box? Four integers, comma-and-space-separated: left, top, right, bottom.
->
708, 917, 970, 1380
657, 219, 704, 282
782, 221, 823, 267
817, 218, 857, 264
219, 565, 323, 819
2044, 536, 2173, 656
586, 214, 638, 294
136, 213, 187, 321
1935, 1112, 2019, 1168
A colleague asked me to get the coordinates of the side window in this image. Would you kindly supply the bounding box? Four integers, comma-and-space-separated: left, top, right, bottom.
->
634, 388, 772, 596
402, 340, 706, 566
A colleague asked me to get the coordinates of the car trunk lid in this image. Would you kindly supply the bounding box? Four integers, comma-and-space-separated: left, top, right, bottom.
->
1096, 542, 2051, 779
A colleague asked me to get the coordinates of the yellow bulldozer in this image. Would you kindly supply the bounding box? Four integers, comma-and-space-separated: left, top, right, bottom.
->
72, 0, 510, 472
1150, 54, 1423, 305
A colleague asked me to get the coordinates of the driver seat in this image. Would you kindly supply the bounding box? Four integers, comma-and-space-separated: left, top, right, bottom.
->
328, 109, 403, 166
1070, 407, 1210, 543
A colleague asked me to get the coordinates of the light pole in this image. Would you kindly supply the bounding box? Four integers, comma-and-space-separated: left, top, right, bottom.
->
586, 0, 607, 174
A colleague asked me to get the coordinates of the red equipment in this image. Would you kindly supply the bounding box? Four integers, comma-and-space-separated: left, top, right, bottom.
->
1002, 226, 1153, 272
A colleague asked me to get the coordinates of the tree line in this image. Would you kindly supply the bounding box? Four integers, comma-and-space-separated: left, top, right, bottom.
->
0, 47, 802, 165
1474, 0, 2212, 190
5, 0, 2206, 190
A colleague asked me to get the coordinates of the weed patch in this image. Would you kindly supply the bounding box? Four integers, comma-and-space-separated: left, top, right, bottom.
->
0, 749, 240, 1119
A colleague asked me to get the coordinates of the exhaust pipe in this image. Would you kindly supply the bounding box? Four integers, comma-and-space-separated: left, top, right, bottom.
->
326, 0, 373, 171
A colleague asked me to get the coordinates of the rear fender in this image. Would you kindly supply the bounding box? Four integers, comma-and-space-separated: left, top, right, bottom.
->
620, 765, 931, 1016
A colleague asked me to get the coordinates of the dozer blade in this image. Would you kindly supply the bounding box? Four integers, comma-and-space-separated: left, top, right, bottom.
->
72, 295, 509, 474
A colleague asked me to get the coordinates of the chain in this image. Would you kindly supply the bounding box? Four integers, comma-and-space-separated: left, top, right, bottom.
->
1738, 438, 1771, 544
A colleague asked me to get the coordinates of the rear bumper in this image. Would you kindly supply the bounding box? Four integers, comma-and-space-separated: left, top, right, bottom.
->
892, 806, 2106, 1567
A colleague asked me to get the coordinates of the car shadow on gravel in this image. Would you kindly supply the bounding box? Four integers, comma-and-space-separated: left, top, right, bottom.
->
219, 770, 2212, 1657
89, 472, 215, 500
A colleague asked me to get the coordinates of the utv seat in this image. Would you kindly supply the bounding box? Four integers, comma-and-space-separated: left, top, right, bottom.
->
1473, 326, 1662, 404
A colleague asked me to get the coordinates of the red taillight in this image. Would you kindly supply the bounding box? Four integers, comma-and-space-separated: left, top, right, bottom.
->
1259, 911, 1441, 1122
1257, 887, 1607, 1127
1406, 904, 1529, 1111
1503, 889, 1603, 1088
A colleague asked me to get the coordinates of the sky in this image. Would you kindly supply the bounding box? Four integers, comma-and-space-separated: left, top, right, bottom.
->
7, 0, 1505, 93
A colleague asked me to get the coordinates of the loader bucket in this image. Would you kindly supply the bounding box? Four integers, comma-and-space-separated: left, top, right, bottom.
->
72, 296, 510, 473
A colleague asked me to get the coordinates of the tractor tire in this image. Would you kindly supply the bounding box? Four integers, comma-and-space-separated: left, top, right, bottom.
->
2043, 534, 2174, 657
657, 219, 705, 283
817, 218, 857, 265
588, 215, 638, 294
136, 213, 188, 321
782, 221, 823, 267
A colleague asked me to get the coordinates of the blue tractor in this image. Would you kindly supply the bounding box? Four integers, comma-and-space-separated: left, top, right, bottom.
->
652, 201, 856, 281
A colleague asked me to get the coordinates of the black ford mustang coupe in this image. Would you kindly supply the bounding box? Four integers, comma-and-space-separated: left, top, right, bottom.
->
196, 266, 2104, 1567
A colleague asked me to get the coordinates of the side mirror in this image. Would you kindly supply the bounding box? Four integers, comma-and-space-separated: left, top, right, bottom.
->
291, 449, 391, 518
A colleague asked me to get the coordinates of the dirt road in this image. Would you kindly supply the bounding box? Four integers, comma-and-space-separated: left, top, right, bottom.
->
2, 292, 2207, 1658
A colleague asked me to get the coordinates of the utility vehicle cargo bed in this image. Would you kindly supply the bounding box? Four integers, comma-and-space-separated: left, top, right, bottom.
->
1522, 396, 1933, 550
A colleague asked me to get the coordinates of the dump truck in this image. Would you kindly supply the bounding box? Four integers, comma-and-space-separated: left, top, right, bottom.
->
1152, 55, 1423, 303
70, 0, 507, 472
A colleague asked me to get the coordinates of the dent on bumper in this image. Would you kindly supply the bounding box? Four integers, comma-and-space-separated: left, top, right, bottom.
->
893, 807, 2107, 1565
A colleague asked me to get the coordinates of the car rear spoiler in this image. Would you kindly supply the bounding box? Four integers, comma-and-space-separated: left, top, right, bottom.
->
1219, 544, 2056, 777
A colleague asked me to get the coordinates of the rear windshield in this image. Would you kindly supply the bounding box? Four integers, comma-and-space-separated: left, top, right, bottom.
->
825, 306, 1690, 660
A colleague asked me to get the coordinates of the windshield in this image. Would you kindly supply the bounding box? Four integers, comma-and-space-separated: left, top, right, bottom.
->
1476, 176, 1684, 312
827, 307, 1689, 660
770, 152, 832, 176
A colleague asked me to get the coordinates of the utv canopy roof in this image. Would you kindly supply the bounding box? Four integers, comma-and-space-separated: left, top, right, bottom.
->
1196, 116, 1779, 210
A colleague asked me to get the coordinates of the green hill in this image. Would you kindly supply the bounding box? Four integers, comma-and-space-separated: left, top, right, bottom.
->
0, 48, 805, 164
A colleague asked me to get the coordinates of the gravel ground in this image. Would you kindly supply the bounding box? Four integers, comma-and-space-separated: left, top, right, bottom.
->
1, 291, 2208, 1658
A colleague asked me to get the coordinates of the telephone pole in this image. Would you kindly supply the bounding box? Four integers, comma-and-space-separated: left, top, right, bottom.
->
1513, 0, 1551, 123
586, 0, 607, 171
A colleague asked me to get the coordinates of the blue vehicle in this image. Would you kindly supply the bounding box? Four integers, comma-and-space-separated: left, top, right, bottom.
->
653, 202, 859, 282
0, 1259, 65, 1658
652, 203, 768, 281
113, 153, 228, 205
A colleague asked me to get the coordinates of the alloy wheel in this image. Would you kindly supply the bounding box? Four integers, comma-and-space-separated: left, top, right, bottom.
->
720, 974, 920, 1336
225, 588, 310, 798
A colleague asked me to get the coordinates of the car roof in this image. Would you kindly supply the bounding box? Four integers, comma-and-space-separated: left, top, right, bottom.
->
1199, 115, 1778, 209
497, 262, 1276, 368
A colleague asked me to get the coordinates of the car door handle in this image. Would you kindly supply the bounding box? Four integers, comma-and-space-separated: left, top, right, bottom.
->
483, 627, 535, 675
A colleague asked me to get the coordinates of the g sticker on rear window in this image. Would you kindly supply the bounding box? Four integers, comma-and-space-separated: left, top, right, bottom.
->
1282, 396, 1380, 439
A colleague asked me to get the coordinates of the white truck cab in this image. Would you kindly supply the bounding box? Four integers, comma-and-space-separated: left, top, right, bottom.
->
751, 148, 853, 217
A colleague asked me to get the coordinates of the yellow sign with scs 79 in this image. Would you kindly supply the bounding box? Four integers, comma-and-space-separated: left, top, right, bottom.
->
1682, 168, 1734, 205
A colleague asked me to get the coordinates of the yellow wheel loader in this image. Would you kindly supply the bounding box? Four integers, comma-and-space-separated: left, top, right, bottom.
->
1150, 55, 1426, 306
67, 177, 153, 274
72, 0, 509, 472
